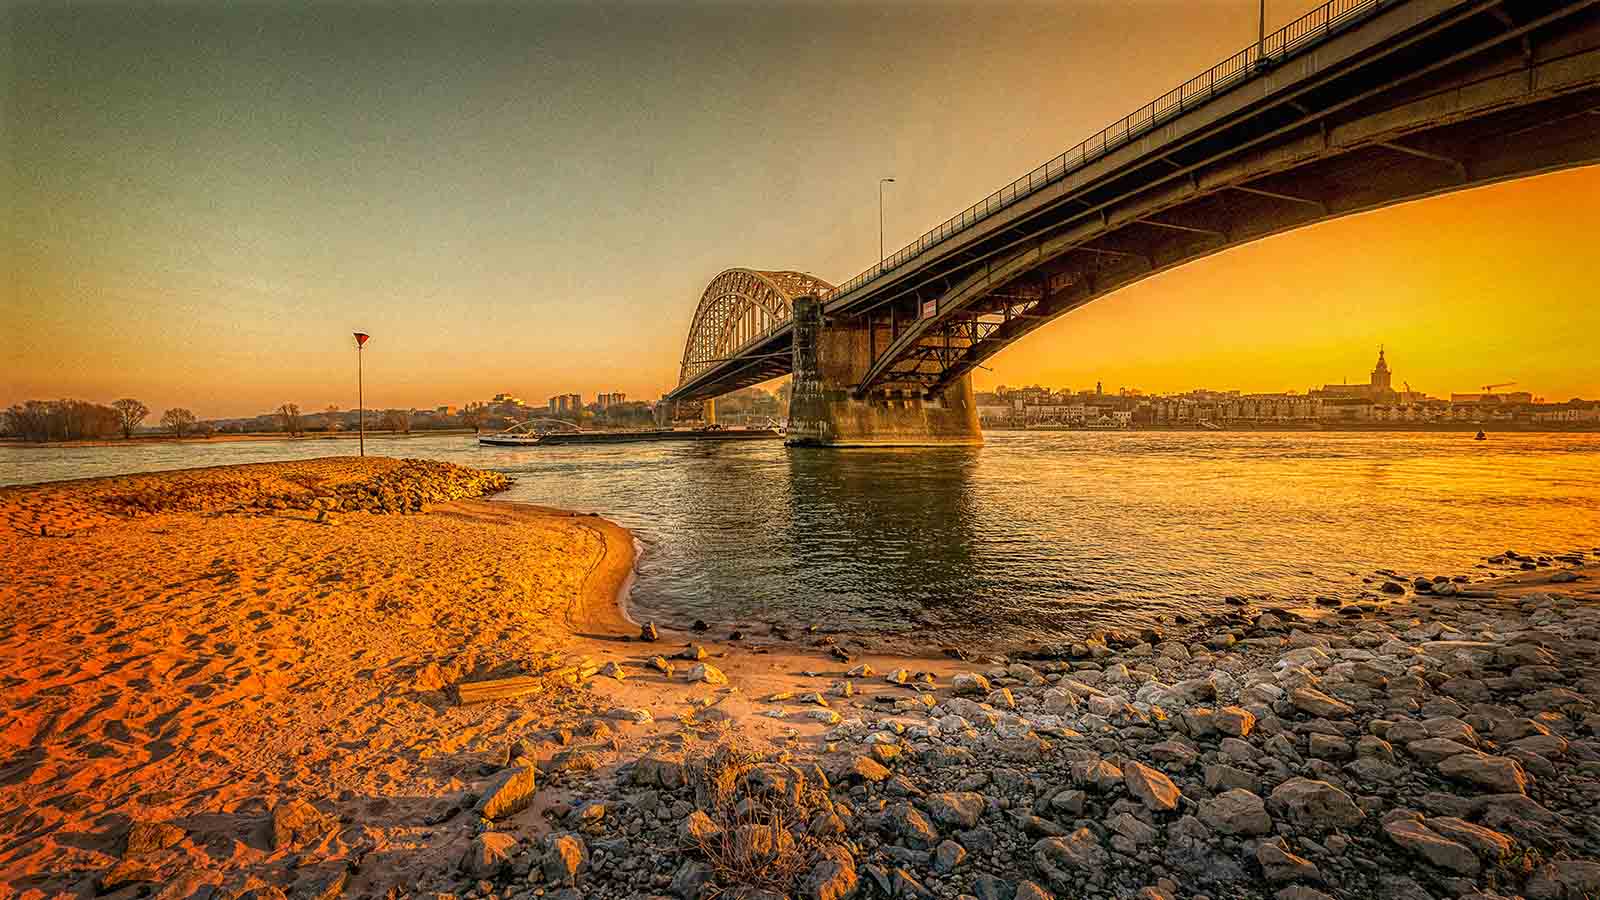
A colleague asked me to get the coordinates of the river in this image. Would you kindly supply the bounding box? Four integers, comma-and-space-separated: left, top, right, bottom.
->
3, 430, 1596, 643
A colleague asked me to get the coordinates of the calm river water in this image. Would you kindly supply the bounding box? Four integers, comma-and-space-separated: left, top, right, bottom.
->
3, 431, 1596, 642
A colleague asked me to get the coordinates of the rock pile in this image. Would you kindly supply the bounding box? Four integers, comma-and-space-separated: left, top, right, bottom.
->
1, 456, 511, 534
428, 585, 1600, 900
246, 458, 510, 516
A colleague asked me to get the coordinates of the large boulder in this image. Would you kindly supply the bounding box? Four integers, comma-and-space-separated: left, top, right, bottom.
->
459, 832, 518, 879
1033, 828, 1108, 891
801, 843, 859, 900
1199, 789, 1271, 835
1383, 817, 1479, 875
925, 792, 986, 829
543, 832, 589, 885
1526, 861, 1600, 900
883, 803, 939, 849
1267, 779, 1363, 831
476, 763, 537, 820
1437, 753, 1527, 794
1123, 761, 1180, 812
1290, 687, 1354, 718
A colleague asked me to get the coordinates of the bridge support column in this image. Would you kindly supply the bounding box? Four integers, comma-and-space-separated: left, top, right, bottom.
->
786, 295, 981, 447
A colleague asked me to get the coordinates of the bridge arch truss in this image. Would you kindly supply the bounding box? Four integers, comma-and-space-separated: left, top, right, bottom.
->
676, 268, 834, 391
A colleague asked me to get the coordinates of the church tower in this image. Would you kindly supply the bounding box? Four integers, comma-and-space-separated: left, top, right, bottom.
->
1370, 346, 1392, 392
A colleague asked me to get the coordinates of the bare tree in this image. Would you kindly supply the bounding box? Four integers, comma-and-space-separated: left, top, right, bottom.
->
4, 401, 53, 442
112, 398, 149, 439
161, 407, 197, 437
5, 400, 119, 441
380, 409, 411, 433
278, 402, 303, 437
461, 401, 487, 433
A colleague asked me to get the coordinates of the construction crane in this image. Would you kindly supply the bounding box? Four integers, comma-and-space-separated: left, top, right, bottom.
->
1480, 381, 1517, 392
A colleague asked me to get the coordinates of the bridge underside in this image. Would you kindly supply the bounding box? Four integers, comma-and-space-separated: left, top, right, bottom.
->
839, 0, 1600, 397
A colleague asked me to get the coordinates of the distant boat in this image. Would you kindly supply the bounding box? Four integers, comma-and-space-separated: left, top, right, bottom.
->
477, 418, 581, 446
478, 418, 782, 447
1475, 430, 1487, 441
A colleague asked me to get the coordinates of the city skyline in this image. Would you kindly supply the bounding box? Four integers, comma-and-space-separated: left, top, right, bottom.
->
5, 2, 1598, 418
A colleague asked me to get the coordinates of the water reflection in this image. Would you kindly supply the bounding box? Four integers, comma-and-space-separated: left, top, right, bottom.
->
779, 447, 984, 634
3, 430, 1596, 643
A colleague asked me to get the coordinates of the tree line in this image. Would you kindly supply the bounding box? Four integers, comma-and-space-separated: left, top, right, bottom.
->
3, 399, 201, 442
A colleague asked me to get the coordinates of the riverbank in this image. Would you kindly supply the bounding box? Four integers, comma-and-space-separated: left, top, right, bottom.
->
986, 423, 1600, 433
2, 459, 1597, 900
0, 429, 477, 450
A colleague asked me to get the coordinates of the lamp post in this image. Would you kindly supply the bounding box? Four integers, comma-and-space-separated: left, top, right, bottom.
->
878, 177, 895, 268
1258, 0, 1266, 55
353, 332, 369, 456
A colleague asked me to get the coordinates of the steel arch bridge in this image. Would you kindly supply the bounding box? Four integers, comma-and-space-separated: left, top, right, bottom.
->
665, 0, 1600, 418
676, 268, 834, 396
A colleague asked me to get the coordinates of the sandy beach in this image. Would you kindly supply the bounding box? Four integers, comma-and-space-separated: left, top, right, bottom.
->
3, 458, 1598, 900
0, 459, 632, 897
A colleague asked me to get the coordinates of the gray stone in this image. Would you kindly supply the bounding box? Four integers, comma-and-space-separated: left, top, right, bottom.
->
1383, 817, 1479, 875
1526, 860, 1600, 900
884, 802, 939, 849
1033, 829, 1108, 891
1257, 840, 1322, 883
1426, 816, 1513, 862
1199, 789, 1272, 836
934, 839, 967, 873
1291, 688, 1355, 718
1438, 753, 1528, 794
1268, 778, 1363, 831
672, 860, 713, 899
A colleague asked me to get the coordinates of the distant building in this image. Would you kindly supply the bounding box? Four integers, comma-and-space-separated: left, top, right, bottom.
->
596, 392, 626, 410
1315, 347, 1400, 402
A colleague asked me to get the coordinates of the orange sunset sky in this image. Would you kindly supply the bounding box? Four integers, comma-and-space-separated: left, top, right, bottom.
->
4, 1, 1597, 418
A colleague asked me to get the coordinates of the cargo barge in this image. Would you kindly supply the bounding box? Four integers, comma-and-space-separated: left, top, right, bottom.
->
479, 424, 781, 447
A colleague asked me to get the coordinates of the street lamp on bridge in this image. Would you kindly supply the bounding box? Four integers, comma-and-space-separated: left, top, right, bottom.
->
878, 176, 895, 268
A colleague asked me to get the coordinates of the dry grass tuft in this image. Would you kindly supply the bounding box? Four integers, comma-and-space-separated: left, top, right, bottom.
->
683, 739, 827, 897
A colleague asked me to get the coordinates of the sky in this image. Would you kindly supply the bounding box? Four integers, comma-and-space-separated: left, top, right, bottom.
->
4, 0, 1597, 418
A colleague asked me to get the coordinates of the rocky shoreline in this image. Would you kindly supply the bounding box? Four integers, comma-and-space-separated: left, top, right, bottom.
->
404, 560, 1600, 900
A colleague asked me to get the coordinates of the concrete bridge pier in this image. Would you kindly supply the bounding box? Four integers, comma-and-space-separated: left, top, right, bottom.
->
786, 295, 981, 447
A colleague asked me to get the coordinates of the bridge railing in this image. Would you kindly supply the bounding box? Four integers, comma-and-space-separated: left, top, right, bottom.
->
828, 0, 1388, 303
